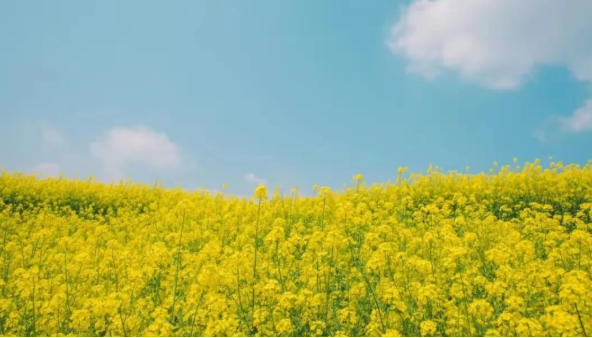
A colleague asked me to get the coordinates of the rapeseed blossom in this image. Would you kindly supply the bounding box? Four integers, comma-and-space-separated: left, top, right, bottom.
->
0, 160, 591, 336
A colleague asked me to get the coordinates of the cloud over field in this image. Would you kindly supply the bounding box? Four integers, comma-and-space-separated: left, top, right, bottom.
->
245, 172, 267, 185
40, 124, 67, 149
27, 124, 190, 183
389, 0, 592, 134
89, 126, 183, 180
28, 162, 61, 178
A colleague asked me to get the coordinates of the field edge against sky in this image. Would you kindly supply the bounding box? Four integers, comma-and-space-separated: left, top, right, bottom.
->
1, 0, 592, 196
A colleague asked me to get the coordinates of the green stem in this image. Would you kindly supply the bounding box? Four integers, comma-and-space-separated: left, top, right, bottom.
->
32, 276, 37, 337
170, 211, 186, 324
252, 199, 262, 329
575, 304, 588, 337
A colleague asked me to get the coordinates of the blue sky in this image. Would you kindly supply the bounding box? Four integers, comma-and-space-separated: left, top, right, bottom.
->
1, 0, 592, 196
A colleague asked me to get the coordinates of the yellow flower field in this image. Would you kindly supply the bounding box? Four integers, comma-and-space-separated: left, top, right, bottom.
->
0, 159, 591, 337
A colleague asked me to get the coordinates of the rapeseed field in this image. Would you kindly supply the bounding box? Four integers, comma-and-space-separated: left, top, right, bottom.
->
0, 159, 591, 337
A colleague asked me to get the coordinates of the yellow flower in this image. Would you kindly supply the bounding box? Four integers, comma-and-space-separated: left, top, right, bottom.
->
277, 318, 293, 334
253, 184, 267, 200
516, 318, 544, 337
383, 329, 402, 337
484, 329, 502, 337
420, 320, 437, 337
469, 299, 494, 319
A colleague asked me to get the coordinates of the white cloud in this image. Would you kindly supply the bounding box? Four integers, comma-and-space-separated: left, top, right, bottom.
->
89, 126, 183, 180
6, 121, 194, 186
389, 0, 592, 89
38, 124, 67, 151
389, 0, 592, 133
29, 162, 61, 177
531, 128, 547, 143
559, 100, 592, 133
245, 172, 267, 185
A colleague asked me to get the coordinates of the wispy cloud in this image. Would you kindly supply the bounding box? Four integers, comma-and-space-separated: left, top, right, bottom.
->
388, 0, 592, 135
531, 129, 547, 143
40, 125, 67, 149
26, 123, 70, 176
28, 162, 61, 177
245, 172, 267, 185
559, 99, 592, 133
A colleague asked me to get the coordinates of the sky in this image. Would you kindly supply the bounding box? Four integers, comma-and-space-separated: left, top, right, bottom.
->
1, 0, 592, 196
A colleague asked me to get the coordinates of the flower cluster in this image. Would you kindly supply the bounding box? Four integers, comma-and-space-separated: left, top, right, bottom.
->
0, 159, 591, 336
